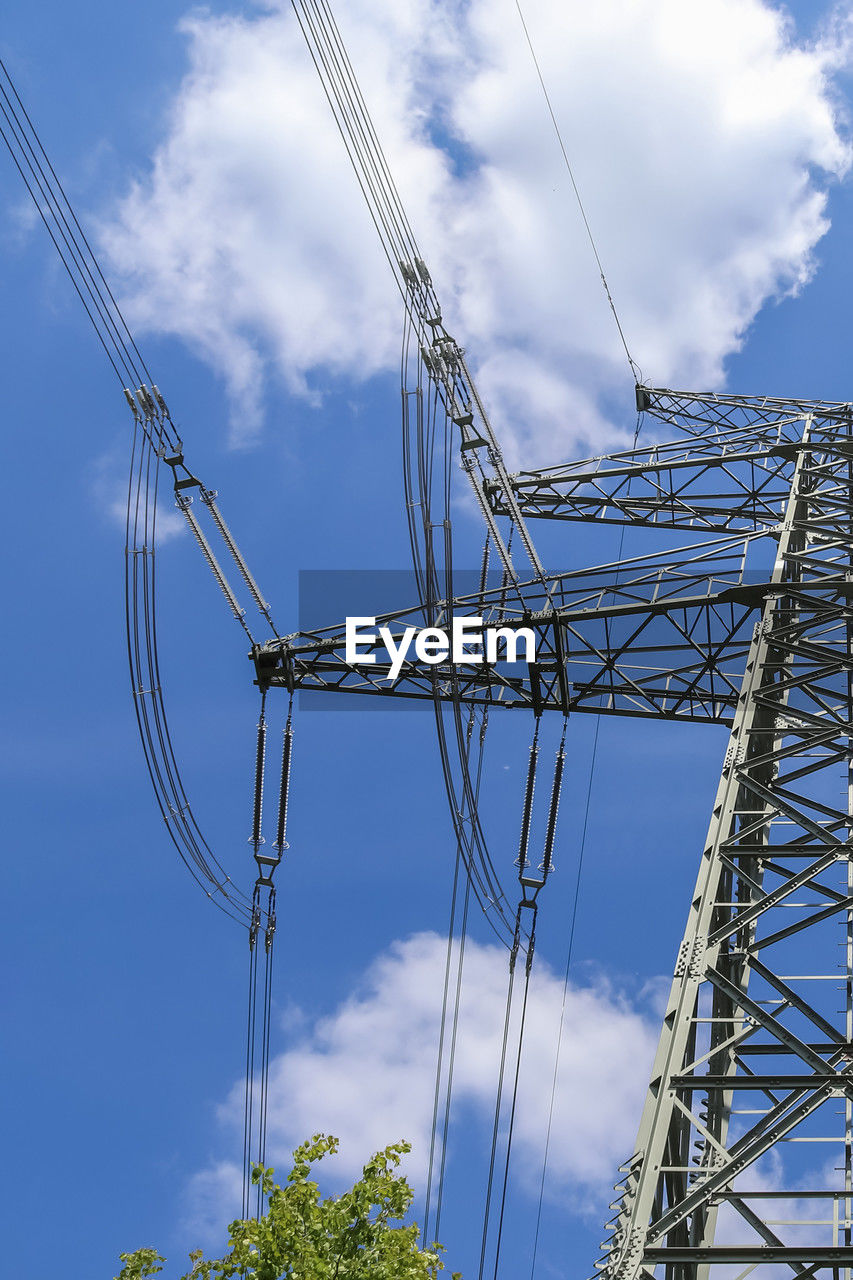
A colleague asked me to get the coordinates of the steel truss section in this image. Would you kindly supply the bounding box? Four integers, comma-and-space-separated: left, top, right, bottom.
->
486, 434, 796, 532
257, 386, 853, 1274
486, 386, 853, 535
253, 536, 765, 722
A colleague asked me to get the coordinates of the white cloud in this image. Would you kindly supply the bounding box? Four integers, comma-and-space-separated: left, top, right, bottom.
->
89, 448, 187, 543
185, 931, 658, 1238
183, 1160, 243, 1246
184, 932, 853, 1261
709, 1153, 846, 1280
101, 0, 852, 458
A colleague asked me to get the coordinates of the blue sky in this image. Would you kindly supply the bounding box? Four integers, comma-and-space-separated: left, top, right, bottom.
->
3, 1, 853, 1277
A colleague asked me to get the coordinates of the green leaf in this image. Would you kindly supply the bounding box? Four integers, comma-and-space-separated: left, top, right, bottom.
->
118, 1136, 460, 1280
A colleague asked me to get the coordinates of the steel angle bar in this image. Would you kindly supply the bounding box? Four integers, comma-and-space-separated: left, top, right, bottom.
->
748, 896, 853, 954
671, 1075, 853, 1091
642, 1245, 853, 1264
706, 852, 842, 947
488, 437, 796, 532
638, 386, 850, 438
703, 967, 834, 1073
734, 958, 844, 1043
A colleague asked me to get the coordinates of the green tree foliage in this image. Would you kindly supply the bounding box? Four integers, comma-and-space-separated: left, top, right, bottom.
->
115, 1135, 460, 1280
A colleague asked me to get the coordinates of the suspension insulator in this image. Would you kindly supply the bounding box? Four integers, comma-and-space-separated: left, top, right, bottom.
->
200, 487, 274, 623
250, 712, 267, 852
540, 737, 566, 876
516, 733, 539, 872
479, 531, 491, 593
273, 717, 293, 852
176, 494, 247, 625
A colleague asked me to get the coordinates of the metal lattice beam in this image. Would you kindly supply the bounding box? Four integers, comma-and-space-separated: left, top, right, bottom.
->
486, 386, 853, 536
254, 539, 768, 722
486, 438, 795, 532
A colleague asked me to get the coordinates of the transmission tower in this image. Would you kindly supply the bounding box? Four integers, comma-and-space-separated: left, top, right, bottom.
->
256, 383, 853, 1275
7, 1, 853, 1270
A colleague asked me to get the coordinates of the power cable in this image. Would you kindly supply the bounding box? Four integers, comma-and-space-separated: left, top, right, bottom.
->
0, 96, 125, 385
294, 0, 546, 589
401, 304, 518, 943
512, 0, 642, 385
256, 889, 277, 1213
427, 648, 489, 1243
0, 56, 280, 924
242, 894, 261, 1218
0, 60, 185, 457
480, 709, 556, 1278
529, 413, 643, 1275
478, 916, 522, 1280
124, 402, 255, 922
528, 716, 598, 1277
488, 712, 568, 1277
433, 852, 472, 1242
424, 830, 465, 1243
492, 905, 538, 1279
0, 56, 159, 388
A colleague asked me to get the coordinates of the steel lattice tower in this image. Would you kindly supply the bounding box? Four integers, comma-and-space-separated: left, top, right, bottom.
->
255, 384, 853, 1276
7, 2, 853, 1268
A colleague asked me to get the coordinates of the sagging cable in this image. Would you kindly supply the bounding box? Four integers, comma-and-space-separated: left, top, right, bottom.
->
478, 909, 522, 1280
492, 900, 538, 1280
243, 876, 279, 1217
256, 886, 277, 1213
242, 885, 262, 1218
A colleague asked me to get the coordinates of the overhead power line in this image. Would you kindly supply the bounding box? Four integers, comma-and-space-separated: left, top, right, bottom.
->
512, 0, 642, 384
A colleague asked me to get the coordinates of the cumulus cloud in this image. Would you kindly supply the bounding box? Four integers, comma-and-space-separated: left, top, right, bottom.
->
708, 1154, 847, 1279
89, 448, 186, 543
185, 931, 659, 1237
101, 0, 851, 456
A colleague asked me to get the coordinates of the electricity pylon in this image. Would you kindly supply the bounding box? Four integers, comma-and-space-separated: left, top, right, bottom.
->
257, 384, 853, 1275
9, 1, 853, 1263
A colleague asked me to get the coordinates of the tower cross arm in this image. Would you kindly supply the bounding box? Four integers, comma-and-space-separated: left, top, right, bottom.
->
487, 438, 796, 532
252, 567, 785, 724
486, 387, 853, 533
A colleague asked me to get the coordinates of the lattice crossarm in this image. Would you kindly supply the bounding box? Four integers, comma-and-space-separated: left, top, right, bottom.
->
253, 577, 771, 722
488, 438, 796, 532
